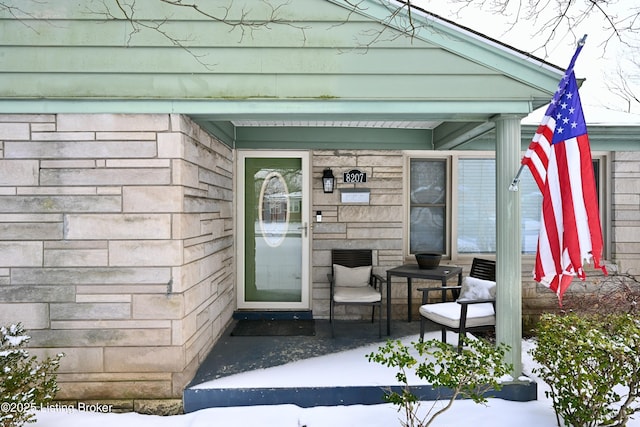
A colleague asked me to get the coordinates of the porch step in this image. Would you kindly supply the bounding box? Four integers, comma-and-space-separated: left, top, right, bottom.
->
232, 310, 313, 321
184, 382, 537, 412
183, 319, 537, 412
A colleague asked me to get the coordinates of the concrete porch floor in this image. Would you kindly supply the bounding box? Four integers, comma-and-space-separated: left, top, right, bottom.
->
187, 318, 419, 388
183, 318, 537, 412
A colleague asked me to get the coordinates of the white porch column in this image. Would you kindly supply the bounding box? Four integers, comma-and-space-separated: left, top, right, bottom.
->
493, 114, 523, 377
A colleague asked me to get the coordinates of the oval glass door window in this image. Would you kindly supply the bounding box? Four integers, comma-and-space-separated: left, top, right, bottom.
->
258, 171, 290, 247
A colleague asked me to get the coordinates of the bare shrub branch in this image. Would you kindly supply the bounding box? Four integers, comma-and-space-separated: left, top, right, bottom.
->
562, 269, 640, 316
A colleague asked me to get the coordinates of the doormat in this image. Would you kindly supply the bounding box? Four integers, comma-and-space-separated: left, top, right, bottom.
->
230, 319, 315, 337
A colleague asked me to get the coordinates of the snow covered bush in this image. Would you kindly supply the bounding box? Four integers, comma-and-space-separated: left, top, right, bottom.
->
1, 323, 63, 427
367, 337, 512, 427
531, 313, 640, 427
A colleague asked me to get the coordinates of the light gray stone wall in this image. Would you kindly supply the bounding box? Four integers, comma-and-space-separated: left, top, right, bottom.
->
312, 150, 407, 319
612, 152, 640, 274
0, 114, 234, 401
313, 149, 640, 327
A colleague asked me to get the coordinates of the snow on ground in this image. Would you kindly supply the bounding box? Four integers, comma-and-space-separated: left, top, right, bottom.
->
32, 333, 639, 427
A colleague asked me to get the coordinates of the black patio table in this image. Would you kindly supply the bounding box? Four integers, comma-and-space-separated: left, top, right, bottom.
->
385, 264, 463, 335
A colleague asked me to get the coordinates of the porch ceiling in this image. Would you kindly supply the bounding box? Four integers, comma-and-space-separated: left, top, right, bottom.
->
191, 115, 502, 151
190, 119, 498, 151
187, 97, 540, 150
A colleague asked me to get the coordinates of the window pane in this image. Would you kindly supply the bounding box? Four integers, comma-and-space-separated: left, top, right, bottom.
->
410, 206, 445, 252
457, 159, 496, 253
409, 159, 446, 254
457, 159, 544, 254
410, 160, 446, 204
455, 159, 558, 254
520, 170, 542, 254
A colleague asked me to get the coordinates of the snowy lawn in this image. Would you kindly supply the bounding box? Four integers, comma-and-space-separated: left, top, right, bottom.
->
32, 333, 639, 427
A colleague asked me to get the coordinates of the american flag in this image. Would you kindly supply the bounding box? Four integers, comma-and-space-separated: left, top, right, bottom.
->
522, 38, 606, 304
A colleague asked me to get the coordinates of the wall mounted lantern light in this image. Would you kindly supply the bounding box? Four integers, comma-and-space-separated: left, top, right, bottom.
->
322, 168, 335, 193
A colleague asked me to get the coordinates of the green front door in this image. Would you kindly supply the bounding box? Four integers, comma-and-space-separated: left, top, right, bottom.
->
237, 151, 310, 310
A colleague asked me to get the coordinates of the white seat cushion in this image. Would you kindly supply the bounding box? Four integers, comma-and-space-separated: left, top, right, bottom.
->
334, 286, 381, 303
419, 301, 495, 329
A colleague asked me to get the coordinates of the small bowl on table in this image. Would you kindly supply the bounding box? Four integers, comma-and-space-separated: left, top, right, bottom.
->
415, 253, 442, 269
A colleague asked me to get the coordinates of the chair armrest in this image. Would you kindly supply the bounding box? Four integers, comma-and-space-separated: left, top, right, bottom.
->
372, 273, 386, 283
417, 286, 462, 293
417, 286, 462, 304
371, 273, 385, 290
456, 298, 495, 305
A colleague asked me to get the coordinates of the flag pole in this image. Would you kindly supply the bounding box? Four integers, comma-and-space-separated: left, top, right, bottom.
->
509, 34, 587, 193
578, 34, 587, 47
508, 164, 525, 191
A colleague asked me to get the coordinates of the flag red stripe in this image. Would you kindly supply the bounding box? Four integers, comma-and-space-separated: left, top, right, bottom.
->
522, 122, 553, 189
554, 140, 582, 282
576, 134, 604, 270
537, 150, 562, 286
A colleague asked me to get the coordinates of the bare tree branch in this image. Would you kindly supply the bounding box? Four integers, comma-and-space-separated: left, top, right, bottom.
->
605, 56, 640, 112
564, 269, 640, 315
445, 0, 640, 53
86, 0, 309, 69
0, 0, 48, 32
416, 0, 640, 111
3, 0, 639, 111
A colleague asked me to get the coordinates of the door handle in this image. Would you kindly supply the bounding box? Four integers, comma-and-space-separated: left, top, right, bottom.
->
297, 222, 308, 237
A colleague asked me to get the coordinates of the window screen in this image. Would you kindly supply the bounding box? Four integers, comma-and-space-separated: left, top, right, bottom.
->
457, 159, 496, 253
409, 159, 446, 254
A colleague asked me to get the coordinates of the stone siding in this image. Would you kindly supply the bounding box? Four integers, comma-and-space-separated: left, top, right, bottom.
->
312, 149, 640, 326
612, 152, 640, 273
312, 150, 405, 319
0, 114, 234, 401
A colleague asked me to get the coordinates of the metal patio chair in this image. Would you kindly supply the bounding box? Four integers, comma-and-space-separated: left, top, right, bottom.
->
418, 258, 496, 352
328, 249, 384, 338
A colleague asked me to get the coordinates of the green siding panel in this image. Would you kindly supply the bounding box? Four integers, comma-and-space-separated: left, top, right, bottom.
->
0, 0, 561, 119
0, 0, 360, 21
1, 47, 495, 75
0, 20, 429, 49
1, 73, 549, 100
468, 126, 640, 151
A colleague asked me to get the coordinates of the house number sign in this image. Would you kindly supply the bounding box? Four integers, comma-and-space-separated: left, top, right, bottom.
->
343, 169, 367, 183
